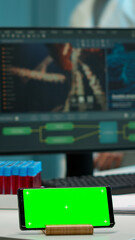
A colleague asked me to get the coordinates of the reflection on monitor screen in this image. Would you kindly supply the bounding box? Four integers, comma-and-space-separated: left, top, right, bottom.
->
0, 28, 135, 154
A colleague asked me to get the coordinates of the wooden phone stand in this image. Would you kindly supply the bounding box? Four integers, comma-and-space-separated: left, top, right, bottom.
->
43, 224, 94, 235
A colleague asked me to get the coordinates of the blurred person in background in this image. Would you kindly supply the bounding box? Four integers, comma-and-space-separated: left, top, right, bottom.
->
66, 0, 135, 174
70, 0, 135, 28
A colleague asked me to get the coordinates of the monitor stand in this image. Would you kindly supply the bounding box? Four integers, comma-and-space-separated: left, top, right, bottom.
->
66, 152, 93, 177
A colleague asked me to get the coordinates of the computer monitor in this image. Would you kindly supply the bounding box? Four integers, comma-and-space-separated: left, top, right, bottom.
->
0, 28, 135, 155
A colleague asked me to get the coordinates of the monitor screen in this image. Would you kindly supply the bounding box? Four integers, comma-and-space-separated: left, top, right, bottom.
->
0, 28, 135, 154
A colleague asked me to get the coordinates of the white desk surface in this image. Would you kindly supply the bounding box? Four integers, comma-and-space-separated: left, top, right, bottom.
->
0, 210, 135, 240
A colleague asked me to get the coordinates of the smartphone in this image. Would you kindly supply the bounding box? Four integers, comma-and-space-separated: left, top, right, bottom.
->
18, 187, 115, 230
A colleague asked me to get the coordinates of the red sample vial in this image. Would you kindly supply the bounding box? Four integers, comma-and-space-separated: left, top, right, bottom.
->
19, 161, 34, 188
0, 161, 6, 194
27, 161, 42, 188
3, 161, 19, 194
4, 176, 11, 194
11, 161, 26, 194
0, 161, 12, 194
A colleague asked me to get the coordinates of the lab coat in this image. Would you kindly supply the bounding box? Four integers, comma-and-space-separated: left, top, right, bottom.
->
70, 0, 135, 27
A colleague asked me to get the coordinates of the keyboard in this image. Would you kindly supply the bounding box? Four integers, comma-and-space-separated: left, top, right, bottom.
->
42, 173, 135, 195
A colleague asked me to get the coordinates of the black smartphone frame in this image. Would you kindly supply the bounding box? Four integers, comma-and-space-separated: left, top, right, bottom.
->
17, 186, 115, 230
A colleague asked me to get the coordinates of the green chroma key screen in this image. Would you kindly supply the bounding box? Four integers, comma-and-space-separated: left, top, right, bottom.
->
23, 187, 110, 228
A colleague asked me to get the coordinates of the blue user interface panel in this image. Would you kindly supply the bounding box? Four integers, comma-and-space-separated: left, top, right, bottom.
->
0, 28, 135, 153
